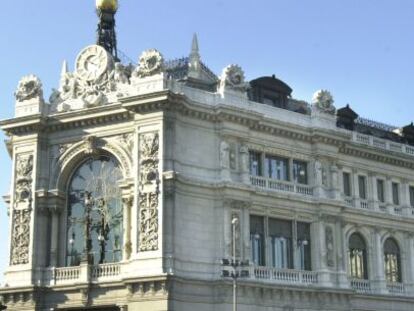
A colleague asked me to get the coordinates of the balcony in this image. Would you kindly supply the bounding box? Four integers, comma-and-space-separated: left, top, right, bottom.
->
353, 132, 414, 157
250, 176, 313, 196
249, 266, 318, 285
350, 278, 372, 294
387, 282, 405, 295
47, 262, 123, 286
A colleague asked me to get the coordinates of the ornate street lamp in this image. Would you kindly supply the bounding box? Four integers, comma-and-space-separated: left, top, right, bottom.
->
0, 302, 7, 310
221, 217, 250, 311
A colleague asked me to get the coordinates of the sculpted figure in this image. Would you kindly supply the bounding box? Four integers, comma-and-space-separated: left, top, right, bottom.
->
219, 64, 249, 93
220, 141, 230, 169
113, 62, 129, 84
312, 90, 336, 114
60, 72, 78, 101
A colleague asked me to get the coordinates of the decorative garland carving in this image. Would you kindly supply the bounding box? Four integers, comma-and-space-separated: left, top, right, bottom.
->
139, 133, 159, 187
138, 192, 159, 251
138, 131, 160, 252
11, 154, 34, 265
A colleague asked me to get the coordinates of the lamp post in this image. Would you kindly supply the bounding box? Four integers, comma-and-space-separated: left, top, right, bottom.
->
0, 303, 7, 310
221, 217, 250, 311
82, 191, 93, 264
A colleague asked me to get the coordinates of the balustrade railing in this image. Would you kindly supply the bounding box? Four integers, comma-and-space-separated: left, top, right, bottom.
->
360, 200, 369, 209
53, 266, 80, 282
250, 176, 313, 196
387, 282, 405, 294
350, 278, 372, 294
91, 263, 122, 279
353, 132, 414, 157
251, 266, 318, 285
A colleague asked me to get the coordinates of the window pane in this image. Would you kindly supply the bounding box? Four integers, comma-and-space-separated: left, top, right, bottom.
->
392, 183, 400, 205
348, 233, 367, 279
377, 180, 385, 203
343, 172, 351, 197
249, 151, 262, 176
250, 216, 265, 266
265, 155, 289, 181
358, 176, 366, 199
293, 160, 308, 184
410, 186, 414, 208
66, 156, 123, 266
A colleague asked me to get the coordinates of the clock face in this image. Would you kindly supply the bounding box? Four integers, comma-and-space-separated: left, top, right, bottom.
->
75, 45, 111, 81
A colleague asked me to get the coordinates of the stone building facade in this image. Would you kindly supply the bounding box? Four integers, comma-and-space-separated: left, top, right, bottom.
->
1, 35, 414, 311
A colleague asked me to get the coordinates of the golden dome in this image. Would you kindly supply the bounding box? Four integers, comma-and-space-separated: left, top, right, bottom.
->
96, 0, 118, 12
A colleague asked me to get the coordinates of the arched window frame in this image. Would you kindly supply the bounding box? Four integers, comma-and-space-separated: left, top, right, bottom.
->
64, 153, 125, 267
383, 237, 402, 283
348, 232, 368, 280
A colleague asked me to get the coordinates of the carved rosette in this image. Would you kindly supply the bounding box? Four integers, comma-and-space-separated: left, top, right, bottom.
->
11, 154, 34, 265
138, 132, 160, 252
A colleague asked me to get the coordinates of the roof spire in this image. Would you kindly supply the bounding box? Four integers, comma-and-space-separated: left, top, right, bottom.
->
188, 33, 201, 79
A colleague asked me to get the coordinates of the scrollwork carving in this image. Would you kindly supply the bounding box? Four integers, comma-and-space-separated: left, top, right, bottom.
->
139, 192, 159, 252
139, 133, 160, 187
11, 154, 34, 265
133, 49, 164, 79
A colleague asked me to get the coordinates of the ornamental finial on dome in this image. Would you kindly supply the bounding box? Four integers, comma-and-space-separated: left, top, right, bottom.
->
96, 0, 118, 12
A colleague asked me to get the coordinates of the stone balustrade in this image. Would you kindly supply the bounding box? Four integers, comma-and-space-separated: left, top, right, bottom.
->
250, 176, 313, 196
353, 132, 414, 157
250, 266, 318, 285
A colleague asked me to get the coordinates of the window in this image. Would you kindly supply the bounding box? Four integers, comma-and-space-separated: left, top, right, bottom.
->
384, 238, 401, 283
297, 222, 311, 271
392, 182, 400, 205
348, 233, 368, 279
250, 216, 265, 266
66, 156, 124, 266
250, 216, 311, 271
249, 151, 262, 176
269, 219, 292, 269
343, 172, 351, 197
293, 160, 308, 184
409, 186, 414, 208
377, 179, 385, 203
265, 155, 289, 180
358, 176, 367, 199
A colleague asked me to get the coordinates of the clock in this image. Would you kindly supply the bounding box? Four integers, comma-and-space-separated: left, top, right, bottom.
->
75, 45, 112, 81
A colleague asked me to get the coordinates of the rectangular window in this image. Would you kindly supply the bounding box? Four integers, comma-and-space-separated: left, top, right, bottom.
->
249, 151, 262, 176
343, 172, 351, 197
269, 218, 292, 269
410, 186, 414, 208
250, 215, 265, 266
392, 182, 400, 205
297, 222, 311, 271
358, 176, 367, 199
377, 179, 385, 203
265, 155, 289, 181
293, 160, 308, 184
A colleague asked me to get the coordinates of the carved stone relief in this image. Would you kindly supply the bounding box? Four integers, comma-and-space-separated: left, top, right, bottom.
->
132, 49, 164, 79
14, 75, 43, 102
11, 154, 34, 265
139, 192, 159, 252
325, 226, 335, 268
220, 141, 230, 169
231, 212, 241, 258
139, 133, 160, 188
312, 90, 336, 115
138, 131, 160, 252
219, 64, 249, 93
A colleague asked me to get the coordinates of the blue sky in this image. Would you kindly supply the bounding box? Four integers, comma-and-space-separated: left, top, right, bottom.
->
1, 0, 414, 281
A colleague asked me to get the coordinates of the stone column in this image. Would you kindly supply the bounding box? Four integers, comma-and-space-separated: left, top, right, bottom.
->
239, 144, 250, 184
352, 169, 360, 208
371, 175, 380, 211
371, 229, 387, 294
335, 219, 349, 288
330, 164, 340, 200
49, 206, 62, 267
400, 180, 411, 216
122, 196, 133, 260
385, 177, 394, 213
404, 234, 414, 294
367, 173, 375, 210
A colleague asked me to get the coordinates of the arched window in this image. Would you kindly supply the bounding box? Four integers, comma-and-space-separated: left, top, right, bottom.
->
348, 233, 368, 279
66, 155, 123, 266
384, 238, 401, 283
